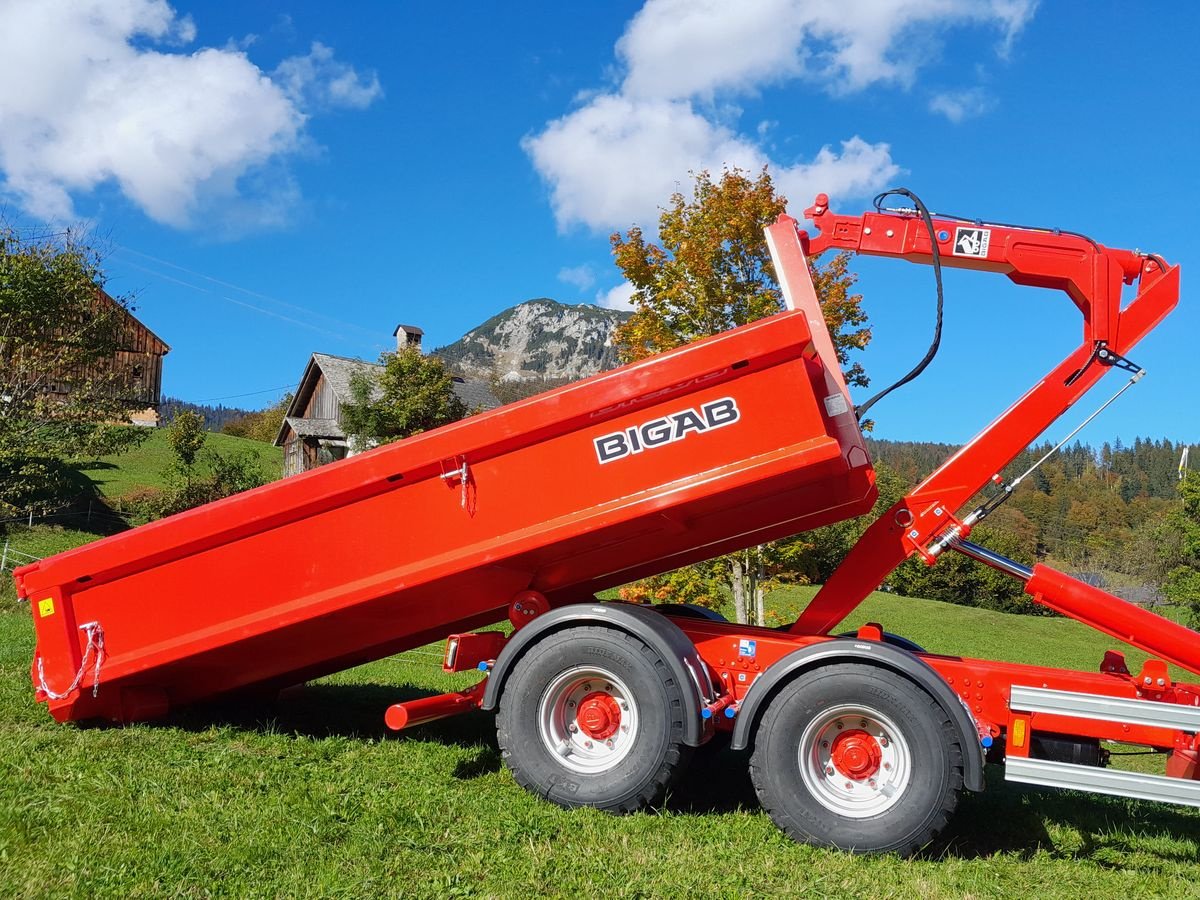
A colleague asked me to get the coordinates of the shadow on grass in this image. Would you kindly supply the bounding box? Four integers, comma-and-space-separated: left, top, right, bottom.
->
927, 765, 1200, 861
145, 682, 1200, 864
159, 681, 499, 750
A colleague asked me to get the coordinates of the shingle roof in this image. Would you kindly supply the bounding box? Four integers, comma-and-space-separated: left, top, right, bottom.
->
452, 378, 502, 411
311, 353, 384, 403
276, 353, 503, 447
284, 416, 345, 439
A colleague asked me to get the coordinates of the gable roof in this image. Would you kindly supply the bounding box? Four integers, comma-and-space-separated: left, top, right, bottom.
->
275, 352, 502, 446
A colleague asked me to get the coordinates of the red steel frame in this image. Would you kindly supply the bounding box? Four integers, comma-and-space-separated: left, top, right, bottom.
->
672, 195, 1193, 769
423, 193, 1194, 778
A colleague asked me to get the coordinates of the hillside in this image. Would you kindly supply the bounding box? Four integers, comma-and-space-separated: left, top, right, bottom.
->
79, 428, 283, 498
435, 298, 630, 381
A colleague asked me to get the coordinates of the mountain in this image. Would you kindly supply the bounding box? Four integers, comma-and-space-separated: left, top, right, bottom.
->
434, 298, 631, 381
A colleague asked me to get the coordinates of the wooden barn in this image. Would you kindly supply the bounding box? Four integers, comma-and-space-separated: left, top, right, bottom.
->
40, 290, 170, 425
274, 326, 500, 477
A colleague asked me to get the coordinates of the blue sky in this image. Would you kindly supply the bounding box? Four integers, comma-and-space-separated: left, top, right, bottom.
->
2, 1, 1197, 446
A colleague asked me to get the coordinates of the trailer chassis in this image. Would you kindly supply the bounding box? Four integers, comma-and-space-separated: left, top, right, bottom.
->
389, 194, 1193, 853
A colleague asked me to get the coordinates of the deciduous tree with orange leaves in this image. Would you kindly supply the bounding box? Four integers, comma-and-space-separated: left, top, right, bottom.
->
610, 167, 870, 386
610, 167, 871, 624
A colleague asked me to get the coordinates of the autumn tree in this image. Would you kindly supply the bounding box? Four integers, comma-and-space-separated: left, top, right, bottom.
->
612, 167, 870, 385
341, 347, 467, 449
222, 393, 293, 443
0, 226, 146, 515
610, 167, 871, 624
1161, 471, 1200, 624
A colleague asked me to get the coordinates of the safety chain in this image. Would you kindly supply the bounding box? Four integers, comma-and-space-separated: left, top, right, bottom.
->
36, 621, 105, 700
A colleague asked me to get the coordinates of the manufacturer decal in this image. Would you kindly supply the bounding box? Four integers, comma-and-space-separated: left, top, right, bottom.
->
594, 397, 741, 464
738, 639, 757, 658
953, 226, 991, 258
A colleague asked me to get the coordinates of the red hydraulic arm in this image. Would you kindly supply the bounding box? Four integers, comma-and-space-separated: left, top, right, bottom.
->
787, 193, 1181, 637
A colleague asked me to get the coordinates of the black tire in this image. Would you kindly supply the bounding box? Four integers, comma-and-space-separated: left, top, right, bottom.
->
748, 663, 963, 855
496, 625, 693, 813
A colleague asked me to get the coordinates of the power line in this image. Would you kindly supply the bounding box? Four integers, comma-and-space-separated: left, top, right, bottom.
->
111, 245, 382, 344
183, 384, 298, 403
116, 257, 357, 342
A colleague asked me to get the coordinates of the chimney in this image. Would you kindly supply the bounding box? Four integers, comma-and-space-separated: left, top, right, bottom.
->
393, 324, 424, 352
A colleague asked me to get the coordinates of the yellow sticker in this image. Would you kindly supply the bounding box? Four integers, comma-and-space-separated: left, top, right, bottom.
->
37, 598, 55, 618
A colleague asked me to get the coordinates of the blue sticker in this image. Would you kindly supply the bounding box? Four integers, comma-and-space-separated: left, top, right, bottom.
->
738, 639, 757, 658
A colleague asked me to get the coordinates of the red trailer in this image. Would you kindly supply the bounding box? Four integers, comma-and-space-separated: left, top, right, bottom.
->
17, 191, 1192, 855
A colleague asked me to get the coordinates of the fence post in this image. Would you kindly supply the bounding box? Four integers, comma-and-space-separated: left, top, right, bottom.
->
28, 509, 33, 527
87, 500, 92, 524
1, 540, 8, 573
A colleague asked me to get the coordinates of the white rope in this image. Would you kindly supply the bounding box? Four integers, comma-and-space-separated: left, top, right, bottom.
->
36, 621, 105, 700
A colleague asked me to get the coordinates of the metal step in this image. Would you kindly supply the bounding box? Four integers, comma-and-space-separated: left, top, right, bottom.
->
1010, 685, 1200, 732
1005, 756, 1200, 808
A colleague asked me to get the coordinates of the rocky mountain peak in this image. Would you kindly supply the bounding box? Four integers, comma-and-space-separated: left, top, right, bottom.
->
435, 298, 631, 381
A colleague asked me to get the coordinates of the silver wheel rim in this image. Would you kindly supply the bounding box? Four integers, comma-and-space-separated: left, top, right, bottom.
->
797, 703, 911, 818
537, 666, 639, 775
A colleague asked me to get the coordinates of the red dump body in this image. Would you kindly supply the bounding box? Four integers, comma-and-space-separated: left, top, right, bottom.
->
17, 305, 874, 722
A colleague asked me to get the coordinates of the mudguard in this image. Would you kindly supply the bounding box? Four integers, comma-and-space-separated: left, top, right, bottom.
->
480, 602, 712, 747
729, 639, 986, 791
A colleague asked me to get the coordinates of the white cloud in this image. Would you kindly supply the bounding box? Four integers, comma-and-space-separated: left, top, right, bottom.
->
597, 282, 636, 311
617, 0, 1038, 98
557, 264, 597, 291
526, 0, 1036, 232
929, 88, 994, 123
525, 94, 898, 230
274, 42, 383, 111
0, 0, 381, 228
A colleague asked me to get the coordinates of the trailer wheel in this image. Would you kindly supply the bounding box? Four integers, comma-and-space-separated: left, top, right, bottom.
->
496, 625, 691, 813
749, 663, 963, 855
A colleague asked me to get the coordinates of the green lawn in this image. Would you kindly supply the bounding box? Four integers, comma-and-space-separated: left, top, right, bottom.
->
78, 428, 283, 498
2, 579, 1199, 897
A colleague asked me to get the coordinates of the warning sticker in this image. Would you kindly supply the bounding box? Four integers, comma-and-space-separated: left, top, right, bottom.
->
37, 598, 55, 618
953, 226, 991, 258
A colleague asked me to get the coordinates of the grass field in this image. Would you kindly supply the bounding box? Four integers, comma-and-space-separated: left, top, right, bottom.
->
78, 428, 283, 498
3, 579, 1199, 898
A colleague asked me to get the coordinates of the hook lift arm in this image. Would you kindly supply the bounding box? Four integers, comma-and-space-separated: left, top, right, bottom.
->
785, 193, 1182, 646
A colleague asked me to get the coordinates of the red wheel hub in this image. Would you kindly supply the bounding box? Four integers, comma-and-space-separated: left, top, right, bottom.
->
576, 691, 622, 740
830, 729, 882, 779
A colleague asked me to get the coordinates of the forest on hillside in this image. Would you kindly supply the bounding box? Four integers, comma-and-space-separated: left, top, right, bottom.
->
867, 436, 1197, 598
159, 397, 253, 432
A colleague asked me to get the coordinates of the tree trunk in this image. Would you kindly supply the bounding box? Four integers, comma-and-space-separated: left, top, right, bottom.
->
731, 555, 748, 624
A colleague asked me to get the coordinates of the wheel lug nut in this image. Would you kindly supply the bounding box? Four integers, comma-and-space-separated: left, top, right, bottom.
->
568, 723, 578, 733
860, 719, 867, 728
583, 684, 592, 692
879, 736, 889, 747
844, 781, 853, 790
606, 739, 614, 748
869, 778, 877, 789
883, 762, 891, 770
825, 766, 834, 776
836, 723, 844, 730
584, 740, 593, 749
821, 741, 829, 749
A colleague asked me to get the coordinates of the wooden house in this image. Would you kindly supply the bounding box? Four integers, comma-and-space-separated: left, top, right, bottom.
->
41, 290, 170, 425
274, 326, 501, 477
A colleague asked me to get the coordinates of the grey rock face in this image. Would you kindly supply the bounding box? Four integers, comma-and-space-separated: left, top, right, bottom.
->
435, 298, 631, 381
